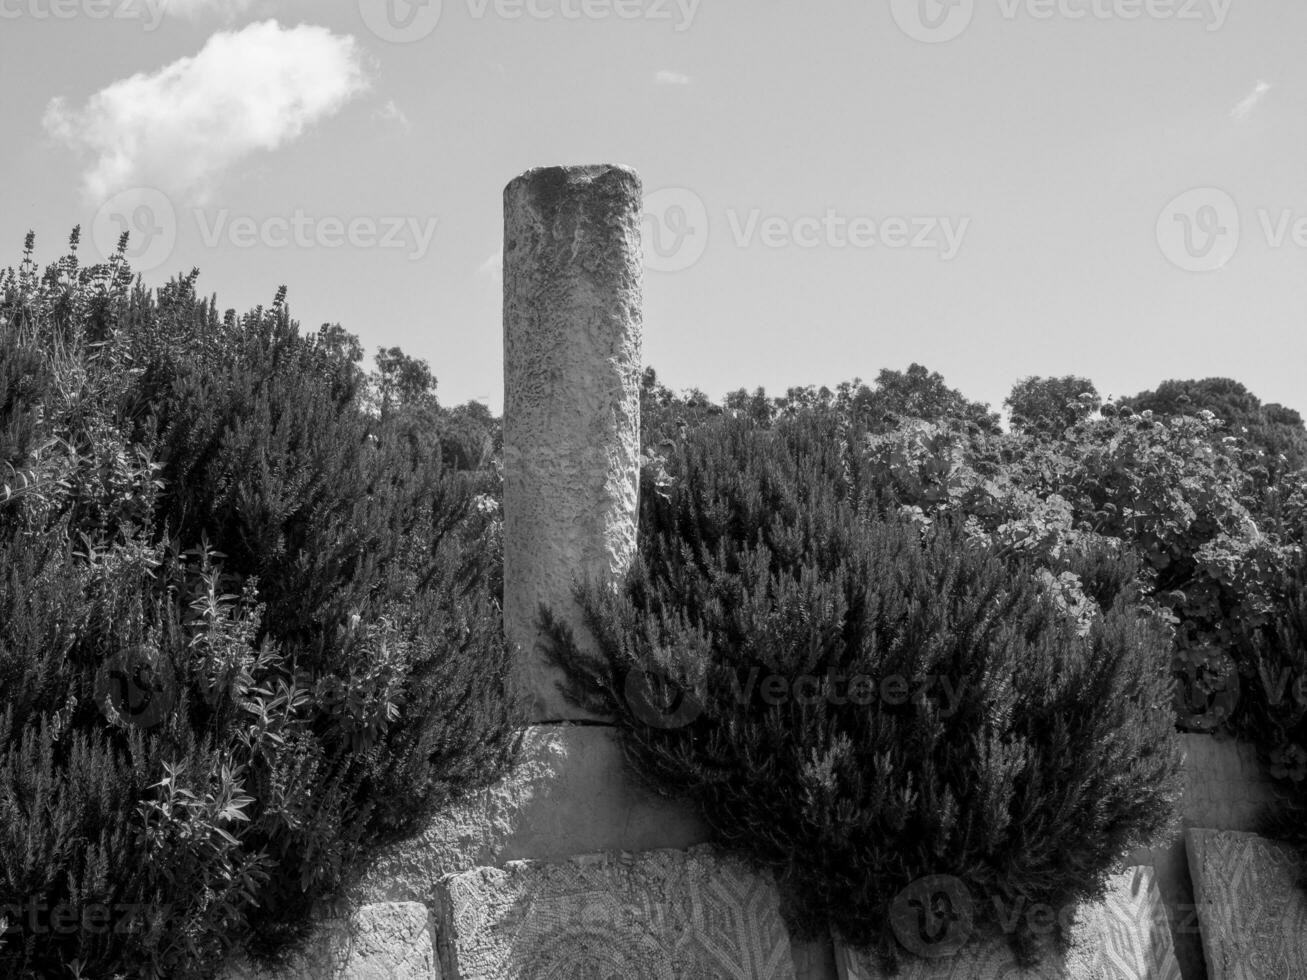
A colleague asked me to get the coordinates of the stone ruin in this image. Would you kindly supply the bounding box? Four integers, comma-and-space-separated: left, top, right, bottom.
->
223, 165, 1307, 980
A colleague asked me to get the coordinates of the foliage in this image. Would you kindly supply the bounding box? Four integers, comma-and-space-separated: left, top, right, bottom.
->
543, 411, 1181, 967
1123, 378, 1307, 480
0, 232, 523, 979
1005, 376, 1099, 436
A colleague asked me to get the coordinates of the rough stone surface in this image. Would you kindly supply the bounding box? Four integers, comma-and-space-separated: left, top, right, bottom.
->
835, 867, 1179, 980
356, 724, 708, 905
1186, 829, 1307, 980
503, 163, 643, 722
1126, 735, 1277, 979
435, 846, 796, 979
222, 902, 436, 980
792, 934, 839, 980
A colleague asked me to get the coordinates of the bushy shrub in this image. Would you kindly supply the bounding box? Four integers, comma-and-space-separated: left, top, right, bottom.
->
0, 233, 523, 978
544, 411, 1181, 967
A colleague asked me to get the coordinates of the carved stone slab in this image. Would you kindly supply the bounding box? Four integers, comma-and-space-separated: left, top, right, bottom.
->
435, 846, 796, 979
1186, 828, 1307, 980
835, 866, 1179, 980
223, 902, 437, 980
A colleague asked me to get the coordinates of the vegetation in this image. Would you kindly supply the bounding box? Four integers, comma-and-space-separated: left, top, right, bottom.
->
543, 411, 1183, 966
0, 233, 522, 980
4, 223, 1307, 972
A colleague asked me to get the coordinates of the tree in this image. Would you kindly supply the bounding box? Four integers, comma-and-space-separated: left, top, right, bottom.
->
1124, 378, 1307, 478
1005, 376, 1099, 435
851, 364, 1000, 434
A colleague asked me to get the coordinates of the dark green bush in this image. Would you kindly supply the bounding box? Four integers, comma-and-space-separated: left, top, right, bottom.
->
544, 411, 1181, 966
0, 233, 523, 979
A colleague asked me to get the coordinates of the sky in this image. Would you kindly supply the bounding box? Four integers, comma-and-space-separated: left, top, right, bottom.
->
1, 0, 1305, 417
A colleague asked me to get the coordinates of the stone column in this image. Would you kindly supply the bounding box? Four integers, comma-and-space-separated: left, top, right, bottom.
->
503, 164, 643, 722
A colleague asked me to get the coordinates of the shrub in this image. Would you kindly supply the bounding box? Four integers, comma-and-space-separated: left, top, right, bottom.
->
0, 233, 523, 978
543, 412, 1181, 967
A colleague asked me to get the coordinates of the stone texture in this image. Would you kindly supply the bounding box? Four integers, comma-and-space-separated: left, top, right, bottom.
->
1126, 735, 1277, 979
1186, 829, 1307, 980
222, 902, 436, 980
434, 846, 796, 979
835, 867, 1179, 980
503, 163, 643, 722
356, 723, 708, 905
792, 934, 839, 980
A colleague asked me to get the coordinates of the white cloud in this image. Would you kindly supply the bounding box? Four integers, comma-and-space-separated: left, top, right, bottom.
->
1231, 80, 1272, 121
45, 20, 369, 204
478, 250, 502, 282
376, 99, 413, 133
655, 70, 691, 86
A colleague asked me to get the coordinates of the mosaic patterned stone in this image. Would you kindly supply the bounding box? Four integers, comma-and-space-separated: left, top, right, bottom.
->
835, 866, 1180, 980
1186, 828, 1307, 980
435, 846, 795, 979
222, 902, 437, 980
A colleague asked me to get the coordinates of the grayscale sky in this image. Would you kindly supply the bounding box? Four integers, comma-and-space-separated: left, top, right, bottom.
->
2, 0, 1304, 415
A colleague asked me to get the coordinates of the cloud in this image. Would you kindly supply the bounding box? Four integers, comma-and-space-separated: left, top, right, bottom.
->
45, 20, 369, 204
1231, 80, 1272, 121
655, 70, 691, 86
376, 99, 413, 133
478, 250, 502, 282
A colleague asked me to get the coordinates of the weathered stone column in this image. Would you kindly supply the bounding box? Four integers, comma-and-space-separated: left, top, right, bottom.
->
503, 164, 643, 721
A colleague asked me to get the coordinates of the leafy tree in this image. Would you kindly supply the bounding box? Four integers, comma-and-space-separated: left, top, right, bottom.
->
854, 364, 1000, 434
1005, 376, 1099, 436
1124, 378, 1307, 478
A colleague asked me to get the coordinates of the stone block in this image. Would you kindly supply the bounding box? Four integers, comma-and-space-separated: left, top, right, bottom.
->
1126, 734, 1277, 978
1186, 828, 1307, 980
434, 846, 796, 979
223, 902, 436, 980
835, 866, 1179, 980
357, 724, 708, 905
